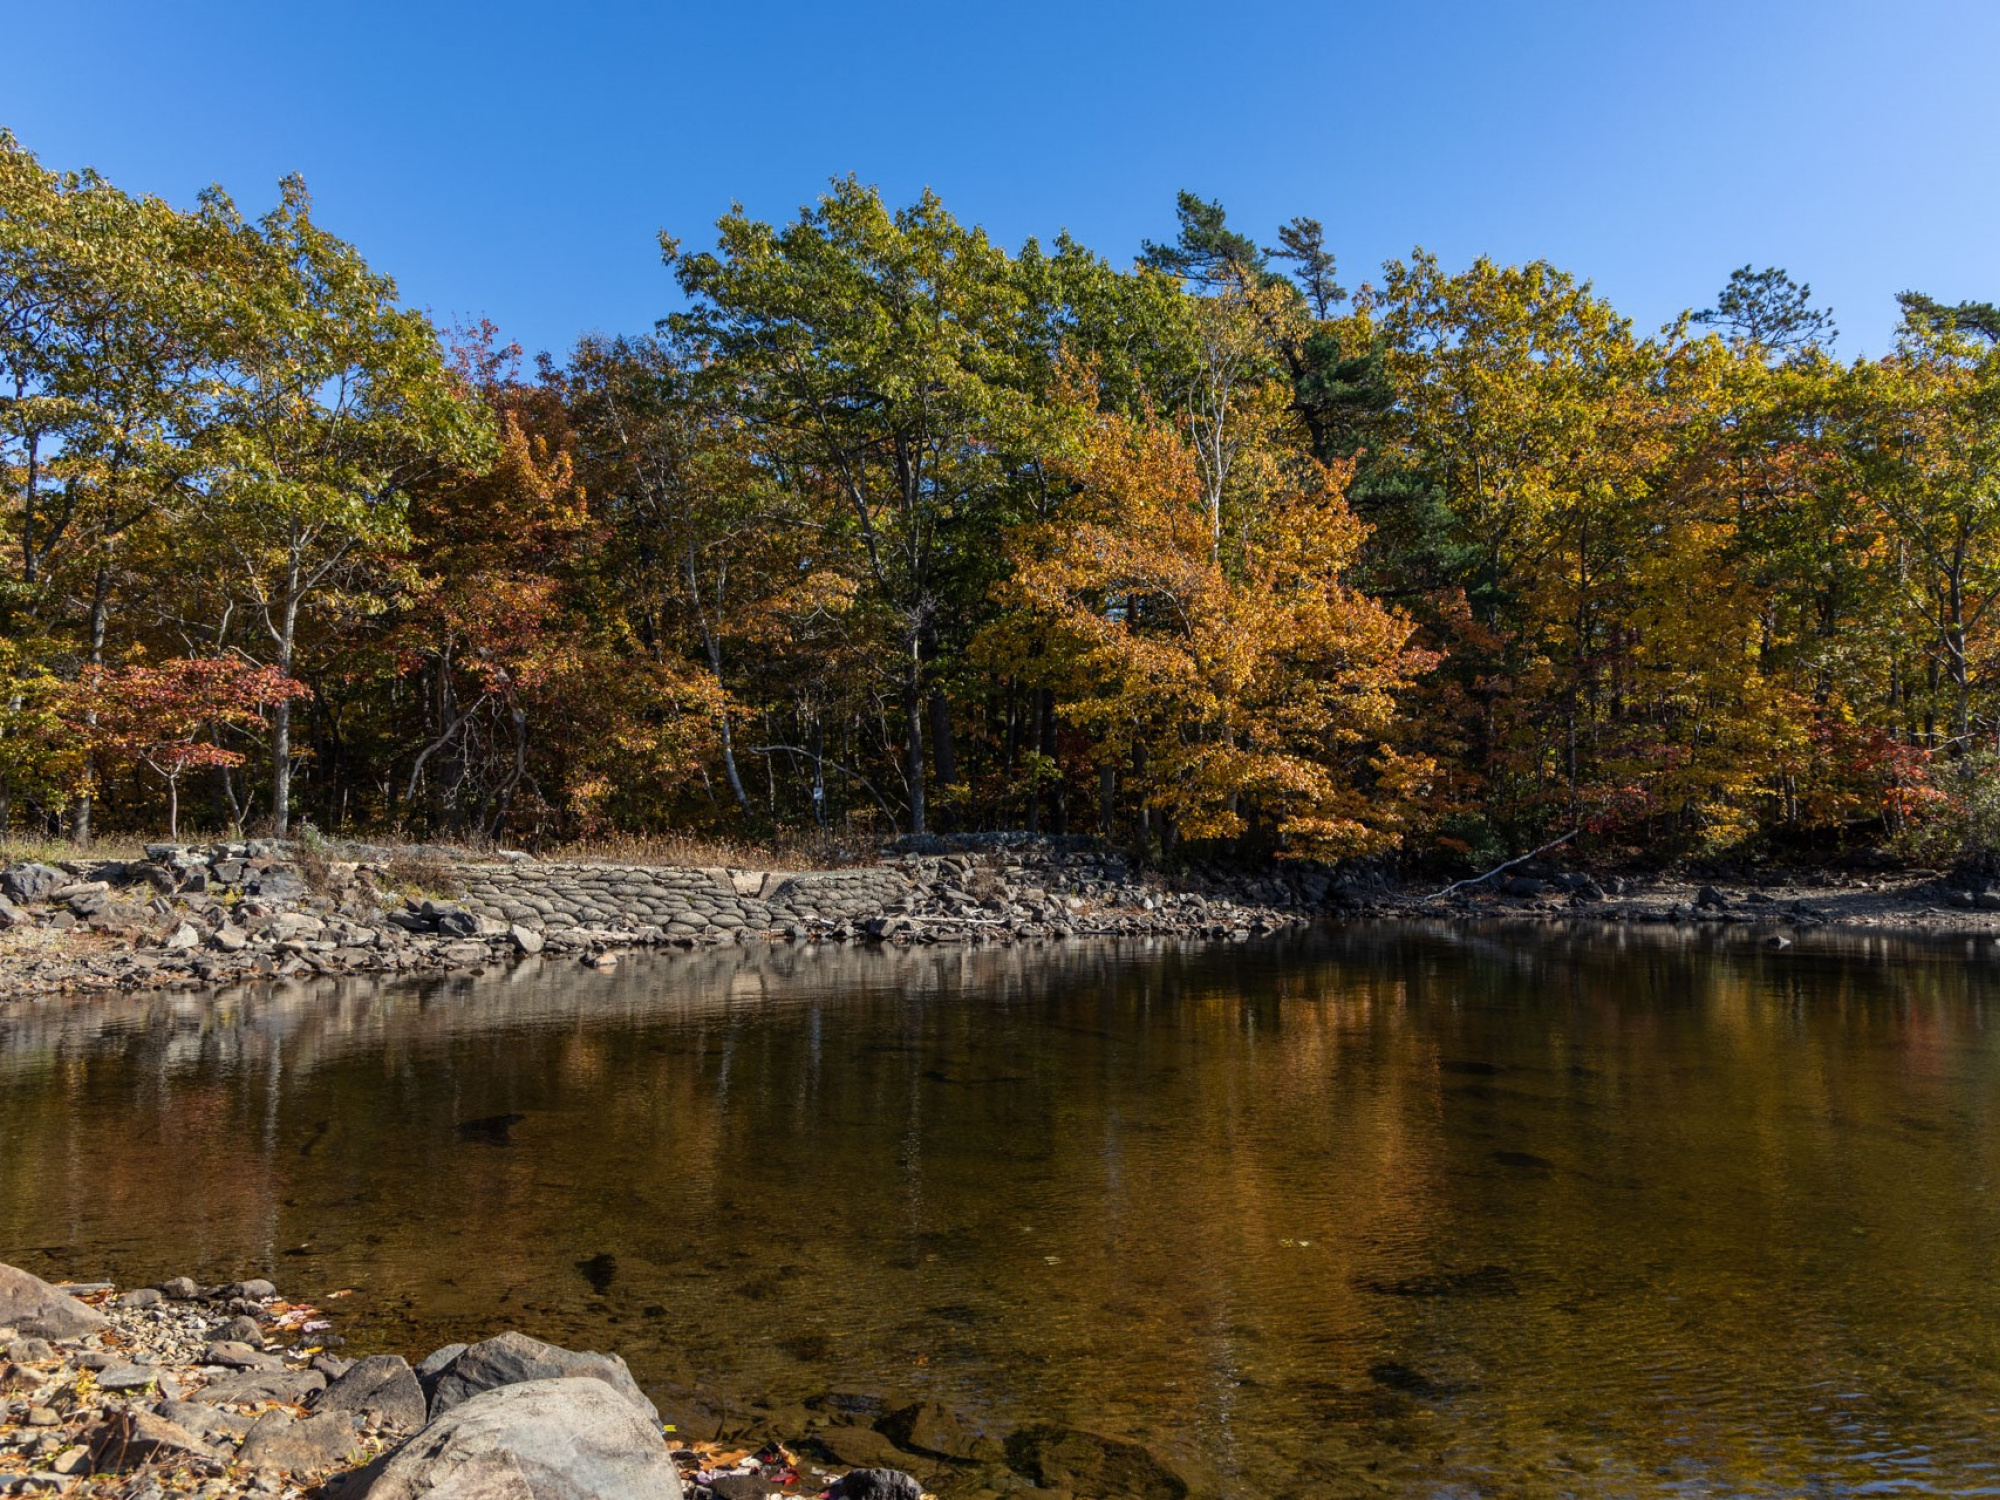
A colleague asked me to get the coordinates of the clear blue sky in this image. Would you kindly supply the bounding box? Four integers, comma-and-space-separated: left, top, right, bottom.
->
9, 0, 1996, 359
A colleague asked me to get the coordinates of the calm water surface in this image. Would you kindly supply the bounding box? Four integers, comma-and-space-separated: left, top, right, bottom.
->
4, 924, 2000, 1497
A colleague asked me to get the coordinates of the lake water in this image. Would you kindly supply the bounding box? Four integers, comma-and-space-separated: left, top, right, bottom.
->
4, 923, 2000, 1497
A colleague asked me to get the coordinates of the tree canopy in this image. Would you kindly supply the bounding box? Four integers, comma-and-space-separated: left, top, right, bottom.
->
6, 129, 1999, 867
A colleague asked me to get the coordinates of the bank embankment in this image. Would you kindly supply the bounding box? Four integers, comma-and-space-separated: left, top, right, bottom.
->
0, 837, 1994, 1000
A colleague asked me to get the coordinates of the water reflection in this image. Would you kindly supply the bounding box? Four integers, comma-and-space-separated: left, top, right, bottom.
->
4, 924, 2000, 1497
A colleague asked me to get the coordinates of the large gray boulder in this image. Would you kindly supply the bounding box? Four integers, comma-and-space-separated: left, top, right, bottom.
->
427, 1332, 657, 1423
341, 1377, 682, 1500
316, 1354, 428, 1434
0, 862, 64, 904
0, 1261, 109, 1340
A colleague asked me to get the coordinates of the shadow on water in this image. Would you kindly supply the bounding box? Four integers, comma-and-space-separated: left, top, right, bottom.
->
5, 921, 2000, 1496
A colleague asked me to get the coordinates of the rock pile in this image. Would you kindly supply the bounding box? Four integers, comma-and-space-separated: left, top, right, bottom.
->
0, 840, 1329, 1000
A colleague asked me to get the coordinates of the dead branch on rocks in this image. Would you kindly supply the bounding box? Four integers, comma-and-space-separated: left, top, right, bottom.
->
1421, 830, 1579, 901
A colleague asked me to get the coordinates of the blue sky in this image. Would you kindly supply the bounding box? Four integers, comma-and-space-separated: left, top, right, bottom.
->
8, 0, 1996, 359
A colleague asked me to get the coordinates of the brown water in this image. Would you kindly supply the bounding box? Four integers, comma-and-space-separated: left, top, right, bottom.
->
5, 924, 2000, 1497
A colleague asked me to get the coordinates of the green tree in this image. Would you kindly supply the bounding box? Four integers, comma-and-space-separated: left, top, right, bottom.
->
669, 177, 1030, 833
195, 176, 490, 835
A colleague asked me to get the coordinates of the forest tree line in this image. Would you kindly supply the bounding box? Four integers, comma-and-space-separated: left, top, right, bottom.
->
5, 130, 2000, 866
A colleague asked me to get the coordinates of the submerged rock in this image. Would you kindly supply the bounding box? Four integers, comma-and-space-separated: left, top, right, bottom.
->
816, 1425, 916, 1471
1005, 1425, 1191, 1500
875, 1399, 1001, 1462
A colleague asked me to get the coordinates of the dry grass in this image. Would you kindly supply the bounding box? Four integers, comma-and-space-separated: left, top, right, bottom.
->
531, 828, 859, 871
0, 824, 864, 878
379, 848, 463, 900
965, 856, 1005, 902
0, 835, 147, 869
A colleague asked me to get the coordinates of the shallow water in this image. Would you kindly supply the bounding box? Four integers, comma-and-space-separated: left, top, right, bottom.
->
5, 924, 2000, 1497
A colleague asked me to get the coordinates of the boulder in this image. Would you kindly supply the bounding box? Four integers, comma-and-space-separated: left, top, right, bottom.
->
417, 1343, 470, 1380
428, 1332, 658, 1423
0, 1261, 109, 1340
509, 924, 545, 955
316, 1353, 427, 1433
0, 862, 64, 904
826, 1473, 924, 1500
1005, 1426, 1190, 1500
238, 1408, 363, 1473
157, 1399, 254, 1445
338, 1377, 682, 1500
202, 1339, 279, 1369
99, 1363, 177, 1396
214, 1314, 265, 1346
87, 1408, 221, 1470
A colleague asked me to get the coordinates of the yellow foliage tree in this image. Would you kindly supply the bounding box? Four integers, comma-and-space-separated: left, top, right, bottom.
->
1003, 398, 1433, 856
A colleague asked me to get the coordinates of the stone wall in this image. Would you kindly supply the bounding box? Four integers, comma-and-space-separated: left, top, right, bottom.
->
454, 863, 917, 939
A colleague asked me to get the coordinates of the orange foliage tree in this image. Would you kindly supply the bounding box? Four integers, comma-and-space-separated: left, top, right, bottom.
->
1001, 398, 1434, 857
73, 659, 305, 838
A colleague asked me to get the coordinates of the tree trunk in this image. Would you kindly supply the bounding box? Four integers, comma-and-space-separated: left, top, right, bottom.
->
1039, 687, 1063, 835
928, 693, 957, 789
905, 639, 928, 835
72, 565, 112, 844
718, 713, 750, 815
271, 590, 300, 839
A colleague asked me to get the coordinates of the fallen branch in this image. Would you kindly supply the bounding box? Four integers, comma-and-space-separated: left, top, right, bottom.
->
1421, 829, 1580, 901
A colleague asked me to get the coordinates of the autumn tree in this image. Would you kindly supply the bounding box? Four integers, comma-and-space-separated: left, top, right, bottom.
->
1004, 388, 1431, 855
75, 658, 304, 838
1847, 299, 2000, 748
192, 177, 491, 835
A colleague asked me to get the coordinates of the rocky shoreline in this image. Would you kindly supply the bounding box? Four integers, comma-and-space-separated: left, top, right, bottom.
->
0, 1262, 1184, 1500
0, 839, 1322, 1001
0, 837, 1994, 1001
